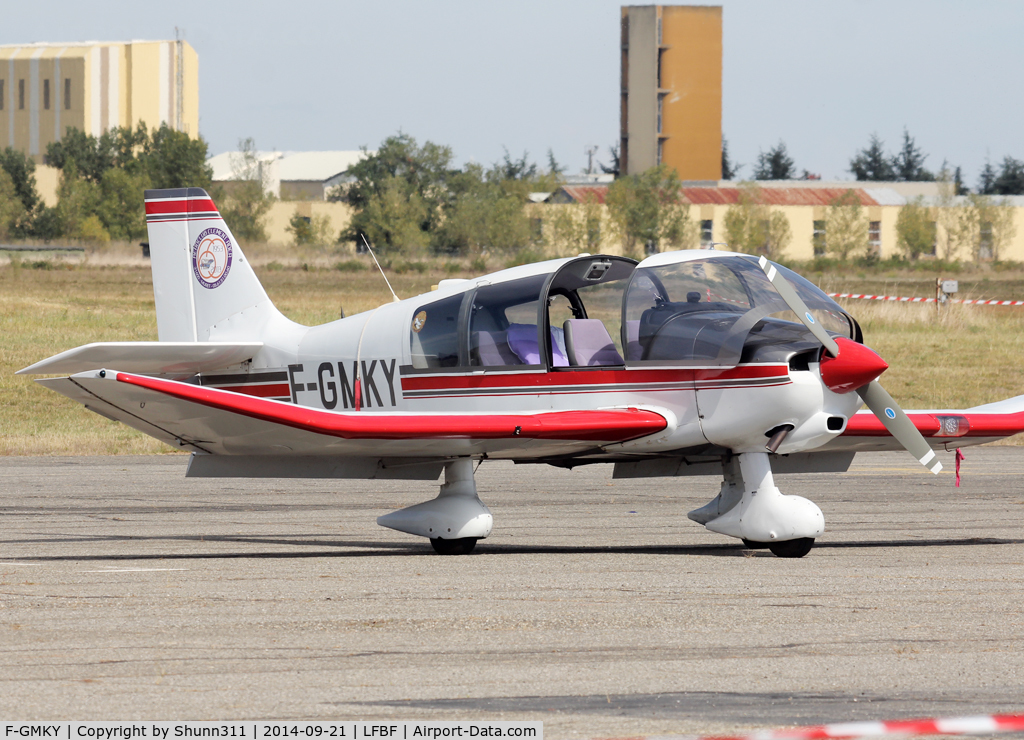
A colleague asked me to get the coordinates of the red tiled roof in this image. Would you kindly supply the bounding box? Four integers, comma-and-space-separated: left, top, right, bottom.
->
557, 185, 876, 208
559, 186, 609, 204
682, 187, 879, 207
555, 185, 880, 207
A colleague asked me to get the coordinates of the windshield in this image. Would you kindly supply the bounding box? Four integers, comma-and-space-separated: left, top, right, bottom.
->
623, 255, 851, 365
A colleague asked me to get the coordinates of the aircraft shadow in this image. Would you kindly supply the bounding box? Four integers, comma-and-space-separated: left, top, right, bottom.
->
2, 534, 1020, 563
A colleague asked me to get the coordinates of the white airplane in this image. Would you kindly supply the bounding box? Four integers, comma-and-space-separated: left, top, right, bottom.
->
19, 188, 1024, 557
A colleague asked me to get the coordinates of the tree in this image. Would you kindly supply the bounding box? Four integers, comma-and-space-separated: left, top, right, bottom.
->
599, 143, 620, 178
936, 173, 968, 261
953, 166, 968, 196
546, 148, 564, 177
218, 138, 275, 243
895, 197, 935, 260
978, 161, 997, 194
46, 122, 205, 185
142, 123, 213, 189
496, 148, 538, 182
991, 156, 1024, 195
55, 159, 102, 239
287, 211, 334, 246
97, 167, 151, 240
962, 193, 1017, 261
45, 124, 146, 182
753, 141, 796, 180
0, 147, 40, 212
0, 167, 26, 239
823, 190, 869, 261
44, 123, 211, 242
359, 175, 430, 253
606, 165, 697, 258
891, 128, 933, 182
45, 127, 114, 182
548, 192, 603, 255
849, 134, 895, 181
722, 183, 791, 257
430, 163, 535, 256
721, 136, 738, 180
340, 133, 455, 243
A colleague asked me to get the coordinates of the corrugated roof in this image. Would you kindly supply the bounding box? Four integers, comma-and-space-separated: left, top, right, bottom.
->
553, 185, 889, 207
682, 187, 882, 206
277, 151, 367, 182
557, 186, 609, 204
862, 188, 906, 206
207, 150, 369, 183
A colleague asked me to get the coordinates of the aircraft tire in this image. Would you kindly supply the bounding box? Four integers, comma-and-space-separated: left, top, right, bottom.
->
430, 537, 478, 555
768, 537, 814, 558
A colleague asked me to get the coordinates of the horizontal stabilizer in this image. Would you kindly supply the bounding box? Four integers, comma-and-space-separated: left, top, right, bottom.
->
18, 342, 263, 376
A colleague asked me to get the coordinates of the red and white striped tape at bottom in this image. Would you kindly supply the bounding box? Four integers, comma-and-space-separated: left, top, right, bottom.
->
828, 292, 1024, 306
599, 713, 1024, 740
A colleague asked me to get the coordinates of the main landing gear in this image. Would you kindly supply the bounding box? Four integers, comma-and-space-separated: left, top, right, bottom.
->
377, 458, 492, 555
688, 452, 823, 558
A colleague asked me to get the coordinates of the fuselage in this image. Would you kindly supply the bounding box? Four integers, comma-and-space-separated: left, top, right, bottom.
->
198, 250, 863, 460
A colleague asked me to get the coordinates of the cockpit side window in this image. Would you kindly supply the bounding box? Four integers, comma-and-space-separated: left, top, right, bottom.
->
410, 293, 464, 369
469, 275, 548, 367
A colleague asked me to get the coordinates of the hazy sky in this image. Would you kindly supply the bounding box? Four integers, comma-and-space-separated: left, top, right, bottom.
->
5, 1, 1022, 186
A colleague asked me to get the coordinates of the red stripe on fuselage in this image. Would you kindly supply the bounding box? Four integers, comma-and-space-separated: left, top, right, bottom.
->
400, 365, 790, 392
208, 383, 291, 399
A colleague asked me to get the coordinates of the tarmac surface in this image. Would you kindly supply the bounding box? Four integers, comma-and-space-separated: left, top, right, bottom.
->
1, 449, 1023, 735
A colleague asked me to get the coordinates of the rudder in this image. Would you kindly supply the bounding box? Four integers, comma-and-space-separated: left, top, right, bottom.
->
144, 188, 276, 342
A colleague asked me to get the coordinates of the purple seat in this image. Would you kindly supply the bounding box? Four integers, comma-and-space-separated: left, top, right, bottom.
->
563, 319, 624, 367
472, 330, 520, 366
507, 323, 568, 366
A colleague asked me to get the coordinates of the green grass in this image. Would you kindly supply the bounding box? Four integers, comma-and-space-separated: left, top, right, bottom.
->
3, 259, 1024, 454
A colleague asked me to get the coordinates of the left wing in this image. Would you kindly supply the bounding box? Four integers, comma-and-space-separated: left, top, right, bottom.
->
41, 370, 668, 459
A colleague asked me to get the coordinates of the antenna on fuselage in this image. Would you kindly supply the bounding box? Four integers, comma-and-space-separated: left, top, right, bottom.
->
360, 234, 400, 303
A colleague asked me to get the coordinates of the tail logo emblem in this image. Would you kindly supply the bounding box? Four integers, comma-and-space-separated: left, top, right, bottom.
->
192, 228, 233, 289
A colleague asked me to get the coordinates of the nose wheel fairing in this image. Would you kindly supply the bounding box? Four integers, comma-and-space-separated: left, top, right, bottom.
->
688, 452, 824, 548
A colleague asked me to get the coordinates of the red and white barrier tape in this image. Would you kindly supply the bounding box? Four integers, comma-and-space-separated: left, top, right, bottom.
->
606, 713, 1024, 740
828, 292, 1024, 306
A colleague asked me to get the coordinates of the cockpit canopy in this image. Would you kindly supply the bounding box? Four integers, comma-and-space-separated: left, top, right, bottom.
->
624, 254, 853, 365
408, 252, 854, 371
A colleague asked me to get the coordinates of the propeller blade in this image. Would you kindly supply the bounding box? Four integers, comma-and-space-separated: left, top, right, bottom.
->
757, 256, 839, 356
858, 380, 942, 474
756, 257, 941, 475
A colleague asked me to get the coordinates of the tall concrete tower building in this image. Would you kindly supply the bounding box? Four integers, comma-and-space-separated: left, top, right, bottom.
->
0, 40, 198, 162
620, 5, 722, 180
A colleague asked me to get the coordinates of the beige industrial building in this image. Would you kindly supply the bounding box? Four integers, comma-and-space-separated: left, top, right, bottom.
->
621, 5, 722, 180
0, 39, 198, 161
544, 181, 1024, 262
207, 150, 369, 201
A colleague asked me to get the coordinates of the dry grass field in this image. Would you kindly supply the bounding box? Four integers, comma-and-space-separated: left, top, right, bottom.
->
3, 254, 1024, 455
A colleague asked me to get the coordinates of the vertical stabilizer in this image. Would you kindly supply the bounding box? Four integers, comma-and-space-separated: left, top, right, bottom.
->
144, 188, 275, 342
